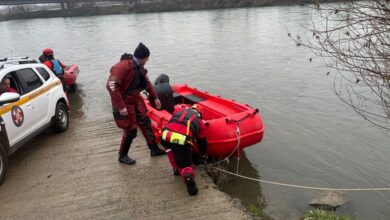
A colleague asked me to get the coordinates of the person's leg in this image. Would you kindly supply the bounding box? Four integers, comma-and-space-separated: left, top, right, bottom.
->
171, 145, 198, 196
161, 140, 179, 175
135, 96, 165, 156
117, 104, 138, 165
118, 129, 137, 165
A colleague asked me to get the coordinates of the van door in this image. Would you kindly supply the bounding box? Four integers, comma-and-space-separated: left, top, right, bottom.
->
14, 68, 49, 131
0, 72, 34, 147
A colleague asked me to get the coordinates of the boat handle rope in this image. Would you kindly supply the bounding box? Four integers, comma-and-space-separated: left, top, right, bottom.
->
225, 111, 254, 124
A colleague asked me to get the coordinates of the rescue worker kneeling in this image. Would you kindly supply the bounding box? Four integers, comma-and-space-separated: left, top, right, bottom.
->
161, 104, 208, 196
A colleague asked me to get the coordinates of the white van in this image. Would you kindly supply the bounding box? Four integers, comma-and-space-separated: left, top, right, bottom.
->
0, 57, 69, 185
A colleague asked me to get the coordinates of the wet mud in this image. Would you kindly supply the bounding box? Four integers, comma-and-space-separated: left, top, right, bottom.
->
0, 94, 252, 219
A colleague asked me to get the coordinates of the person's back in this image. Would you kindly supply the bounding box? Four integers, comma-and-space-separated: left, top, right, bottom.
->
44, 59, 64, 76
161, 105, 208, 196
41, 48, 65, 76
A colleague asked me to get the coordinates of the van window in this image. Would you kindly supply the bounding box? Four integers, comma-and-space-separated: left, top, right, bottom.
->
36, 67, 50, 81
16, 68, 43, 94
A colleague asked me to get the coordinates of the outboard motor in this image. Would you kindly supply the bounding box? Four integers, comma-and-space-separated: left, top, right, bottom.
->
153, 74, 174, 113
154, 74, 169, 85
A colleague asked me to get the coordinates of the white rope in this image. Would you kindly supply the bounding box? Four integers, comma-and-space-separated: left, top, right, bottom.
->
208, 121, 241, 167
235, 122, 240, 174
202, 115, 390, 191
206, 166, 390, 191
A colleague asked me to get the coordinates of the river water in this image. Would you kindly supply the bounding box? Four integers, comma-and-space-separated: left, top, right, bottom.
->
1, 5, 390, 220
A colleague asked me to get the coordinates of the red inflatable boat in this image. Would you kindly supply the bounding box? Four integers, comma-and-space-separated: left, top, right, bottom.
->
63, 64, 79, 87
144, 82, 265, 156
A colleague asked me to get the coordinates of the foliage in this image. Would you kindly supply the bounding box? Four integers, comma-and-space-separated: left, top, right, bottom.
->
303, 209, 351, 220
248, 204, 263, 216
291, 0, 390, 131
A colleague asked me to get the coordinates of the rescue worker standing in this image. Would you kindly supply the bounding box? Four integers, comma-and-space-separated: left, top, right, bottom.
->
161, 104, 208, 196
106, 42, 165, 165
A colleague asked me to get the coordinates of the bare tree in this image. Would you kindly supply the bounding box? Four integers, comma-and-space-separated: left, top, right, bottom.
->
291, 0, 390, 131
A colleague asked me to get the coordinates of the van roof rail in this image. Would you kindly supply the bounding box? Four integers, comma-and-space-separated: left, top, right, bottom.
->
0, 56, 38, 69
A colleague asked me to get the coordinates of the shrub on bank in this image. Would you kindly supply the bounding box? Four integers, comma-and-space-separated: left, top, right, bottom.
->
303, 209, 351, 220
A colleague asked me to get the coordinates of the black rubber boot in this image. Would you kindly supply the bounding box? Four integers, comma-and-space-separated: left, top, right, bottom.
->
118, 131, 137, 165
149, 144, 166, 157
184, 173, 198, 196
118, 155, 136, 165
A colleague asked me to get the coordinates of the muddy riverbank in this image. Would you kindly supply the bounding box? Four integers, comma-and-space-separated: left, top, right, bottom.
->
0, 108, 257, 219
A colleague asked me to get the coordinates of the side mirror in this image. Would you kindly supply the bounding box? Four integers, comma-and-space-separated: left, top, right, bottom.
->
0, 92, 20, 106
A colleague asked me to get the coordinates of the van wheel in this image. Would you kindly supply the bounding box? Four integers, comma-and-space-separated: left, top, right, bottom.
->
52, 102, 69, 133
0, 145, 8, 186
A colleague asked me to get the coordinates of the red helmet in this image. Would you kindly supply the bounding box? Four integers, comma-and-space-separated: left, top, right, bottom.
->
191, 104, 203, 117
43, 48, 53, 56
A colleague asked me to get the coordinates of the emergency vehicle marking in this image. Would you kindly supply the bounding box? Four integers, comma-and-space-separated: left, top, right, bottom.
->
0, 80, 62, 116
11, 106, 23, 127
108, 81, 116, 91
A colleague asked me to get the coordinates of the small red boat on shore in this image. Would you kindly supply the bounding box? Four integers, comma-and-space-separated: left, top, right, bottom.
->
144, 77, 264, 156
38, 54, 79, 92
62, 64, 79, 92
63, 64, 79, 87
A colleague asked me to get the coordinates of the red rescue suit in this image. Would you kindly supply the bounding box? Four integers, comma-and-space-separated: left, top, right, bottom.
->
161, 107, 208, 180
106, 54, 158, 156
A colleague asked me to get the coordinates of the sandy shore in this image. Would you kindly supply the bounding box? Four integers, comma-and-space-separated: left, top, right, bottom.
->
0, 115, 253, 219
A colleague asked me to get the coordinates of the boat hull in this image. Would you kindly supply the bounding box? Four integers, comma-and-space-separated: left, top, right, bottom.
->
63, 64, 79, 86
144, 84, 265, 157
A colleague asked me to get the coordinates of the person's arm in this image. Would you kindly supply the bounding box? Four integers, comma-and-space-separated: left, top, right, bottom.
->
106, 66, 126, 114
144, 69, 158, 101
60, 61, 66, 69
197, 120, 208, 158
197, 137, 208, 157
144, 69, 161, 109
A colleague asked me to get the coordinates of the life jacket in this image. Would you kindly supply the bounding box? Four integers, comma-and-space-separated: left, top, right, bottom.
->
121, 54, 147, 97
51, 60, 63, 76
162, 109, 201, 146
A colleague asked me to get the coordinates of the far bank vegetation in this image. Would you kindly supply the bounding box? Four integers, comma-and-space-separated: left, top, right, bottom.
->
1, 0, 339, 21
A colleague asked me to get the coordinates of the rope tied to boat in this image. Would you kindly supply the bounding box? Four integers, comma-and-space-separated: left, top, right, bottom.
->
208, 120, 242, 170
203, 120, 390, 192
234, 122, 241, 174
202, 165, 390, 191
201, 111, 390, 191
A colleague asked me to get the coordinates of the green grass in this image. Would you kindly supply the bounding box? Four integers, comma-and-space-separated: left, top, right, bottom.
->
248, 204, 263, 216
304, 209, 352, 220
246, 203, 274, 220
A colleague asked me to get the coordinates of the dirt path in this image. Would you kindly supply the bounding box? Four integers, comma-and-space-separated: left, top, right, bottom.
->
0, 116, 252, 219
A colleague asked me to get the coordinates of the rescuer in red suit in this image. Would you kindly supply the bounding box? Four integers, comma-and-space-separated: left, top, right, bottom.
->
0, 78, 18, 94
106, 42, 165, 165
160, 104, 208, 196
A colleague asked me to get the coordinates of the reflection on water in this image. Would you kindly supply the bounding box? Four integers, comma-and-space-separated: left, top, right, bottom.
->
67, 85, 86, 120
215, 151, 265, 209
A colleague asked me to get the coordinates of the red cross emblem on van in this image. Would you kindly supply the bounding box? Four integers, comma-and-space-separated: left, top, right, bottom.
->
11, 106, 24, 127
